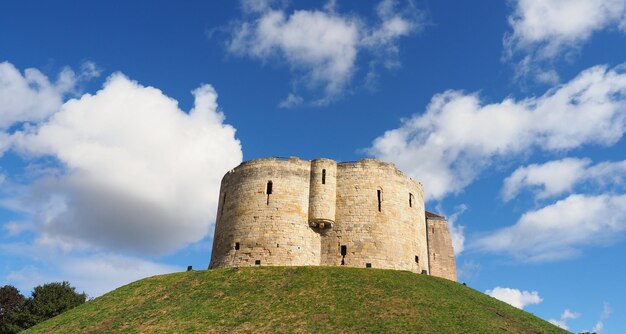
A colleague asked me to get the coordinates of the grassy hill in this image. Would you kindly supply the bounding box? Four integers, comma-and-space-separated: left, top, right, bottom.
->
25, 266, 567, 333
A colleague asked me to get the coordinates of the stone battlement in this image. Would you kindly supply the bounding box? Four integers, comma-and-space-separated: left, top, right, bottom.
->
209, 157, 456, 281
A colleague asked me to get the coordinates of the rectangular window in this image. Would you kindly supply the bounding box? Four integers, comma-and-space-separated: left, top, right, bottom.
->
255, 260, 261, 265
322, 169, 326, 184
340, 245, 347, 256
366, 263, 372, 268
415, 256, 419, 263
235, 242, 240, 250
266, 181, 273, 205
409, 193, 413, 208
377, 190, 382, 212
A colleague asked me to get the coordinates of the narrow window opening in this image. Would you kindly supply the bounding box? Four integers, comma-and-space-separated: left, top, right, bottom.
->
322, 169, 326, 184
415, 256, 419, 264
277, 243, 280, 248
220, 192, 227, 217
421, 270, 427, 275
409, 193, 413, 208
234, 242, 240, 250
377, 189, 382, 212
266, 181, 273, 205
366, 263, 372, 268
255, 260, 261, 265
432, 227, 435, 234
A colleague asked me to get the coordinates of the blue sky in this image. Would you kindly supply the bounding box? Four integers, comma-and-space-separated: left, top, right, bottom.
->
1, 0, 626, 332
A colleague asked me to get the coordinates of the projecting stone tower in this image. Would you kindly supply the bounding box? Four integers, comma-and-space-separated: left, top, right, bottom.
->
209, 157, 457, 281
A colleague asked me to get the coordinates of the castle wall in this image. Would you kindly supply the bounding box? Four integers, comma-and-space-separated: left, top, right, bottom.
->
210, 157, 452, 278
426, 213, 457, 281
323, 160, 428, 273
209, 157, 320, 268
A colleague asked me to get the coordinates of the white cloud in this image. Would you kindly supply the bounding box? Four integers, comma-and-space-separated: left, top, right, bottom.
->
0, 132, 11, 156
58, 253, 181, 297
502, 158, 591, 200
592, 302, 612, 333
229, 8, 358, 99
240, 0, 277, 14
5, 252, 180, 298
6, 72, 242, 255
228, 0, 422, 103
278, 93, 303, 108
485, 286, 543, 309
505, 0, 626, 59
79, 61, 102, 80
435, 203, 467, 255
548, 309, 580, 330
504, 0, 626, 81
369, 63, 626, 200
474, 194, 626, 261
503, 157, 626, 200
0, 62, 72, 130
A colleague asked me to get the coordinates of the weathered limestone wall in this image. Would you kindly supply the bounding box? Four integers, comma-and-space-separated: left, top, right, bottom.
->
322, 159, 428, 273
426, 213, 457, 281
308, 159, 337, 227
209, 157, 320, 268
209, 157, 453, 279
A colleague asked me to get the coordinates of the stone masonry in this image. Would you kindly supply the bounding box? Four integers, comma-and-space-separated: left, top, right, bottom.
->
209, 157, 457, 281
426, 212, 458, 281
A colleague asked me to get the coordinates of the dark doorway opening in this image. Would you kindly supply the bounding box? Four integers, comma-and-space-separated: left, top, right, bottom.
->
340, 245, 347, 265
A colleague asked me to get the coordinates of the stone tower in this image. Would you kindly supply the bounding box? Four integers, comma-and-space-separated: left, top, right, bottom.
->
209, 157, 457, 281
426, 211, 457, 281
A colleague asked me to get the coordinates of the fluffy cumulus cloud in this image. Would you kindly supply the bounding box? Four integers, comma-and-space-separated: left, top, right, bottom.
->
5, 251, 180, 297
503, 157, 626, 200
504, 0, 626, 81
0, 62, 75, 130
485, 287, 543, 309
548, 309, 580, 330
228, 0, 422, 104
474, 194, 626, 261
369, 63, 626, 200
506, 0, 626, 59
502, 158, 591, 200
5, 71, 242, 256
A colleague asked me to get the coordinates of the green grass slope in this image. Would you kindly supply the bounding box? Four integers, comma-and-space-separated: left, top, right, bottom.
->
26, 267, 567, 333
